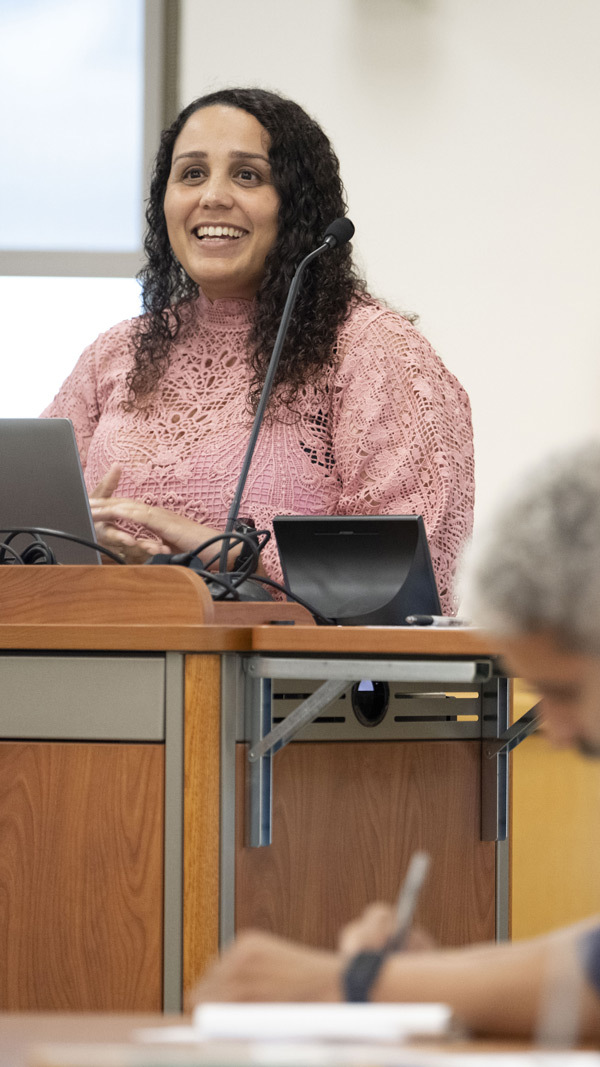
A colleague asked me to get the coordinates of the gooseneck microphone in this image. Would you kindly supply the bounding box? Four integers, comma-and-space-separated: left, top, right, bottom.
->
322, 217, 356, 250
217, 216, 355, 574
148, 217, 355, 599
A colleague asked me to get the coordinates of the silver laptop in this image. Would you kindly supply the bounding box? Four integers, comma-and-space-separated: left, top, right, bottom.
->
0, 418, 101, 564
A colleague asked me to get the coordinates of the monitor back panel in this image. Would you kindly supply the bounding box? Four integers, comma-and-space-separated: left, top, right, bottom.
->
0, 419, 101, 564
273, 515, 441, 625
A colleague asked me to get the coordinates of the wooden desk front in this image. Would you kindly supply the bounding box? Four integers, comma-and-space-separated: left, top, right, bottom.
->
218, 625, 506, 984
0, 569, 505, 1012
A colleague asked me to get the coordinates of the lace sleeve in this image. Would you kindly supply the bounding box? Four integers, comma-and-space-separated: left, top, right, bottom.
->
331, 309, 475, 614
39, 325, 126, 470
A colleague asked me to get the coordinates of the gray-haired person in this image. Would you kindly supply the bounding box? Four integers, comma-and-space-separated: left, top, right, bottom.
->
190, 442, 600, 1041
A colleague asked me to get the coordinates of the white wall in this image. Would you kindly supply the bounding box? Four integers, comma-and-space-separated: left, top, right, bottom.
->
0, 277, 141, 418
179, 0, 600, 531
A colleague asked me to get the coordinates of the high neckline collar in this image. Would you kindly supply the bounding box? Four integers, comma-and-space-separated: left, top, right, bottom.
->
194, 287, 256, 324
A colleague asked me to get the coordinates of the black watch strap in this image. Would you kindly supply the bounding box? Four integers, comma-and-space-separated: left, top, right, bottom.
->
342, 950, 388, 1002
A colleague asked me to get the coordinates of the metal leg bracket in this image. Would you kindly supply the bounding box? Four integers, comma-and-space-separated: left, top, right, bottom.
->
244, 673, 351, 847
245, 672, 273, 847
481, 676, 510, 842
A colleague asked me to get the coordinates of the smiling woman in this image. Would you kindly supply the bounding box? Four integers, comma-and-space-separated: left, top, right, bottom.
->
41, 87, 475, 611
164, 107, 280, 302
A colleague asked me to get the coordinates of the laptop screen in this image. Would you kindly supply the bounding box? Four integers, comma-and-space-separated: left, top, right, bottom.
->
273, 514, 441, 626
0, 418, 101, 564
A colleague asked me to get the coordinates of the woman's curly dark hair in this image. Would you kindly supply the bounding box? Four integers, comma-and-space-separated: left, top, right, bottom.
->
127, 87, 367, 412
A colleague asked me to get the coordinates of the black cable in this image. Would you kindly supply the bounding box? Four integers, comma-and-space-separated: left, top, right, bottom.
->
167, 528, 333, 618
0, 541, 26, 565
174, 528, 266, 569
178, 561, 247, 601
202, 531, 263, 575
0, 527, 126, 565
244, 573, 335, 626
0, 526, 333, 621
21, 540, 57, 565
164, 530, 267, 601
4, 530, 58, 565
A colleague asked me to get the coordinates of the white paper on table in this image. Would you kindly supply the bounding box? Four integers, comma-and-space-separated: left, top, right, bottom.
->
414, 1058, 600, 1066
135, 1025, 202, 1043
192, 1002, 452, 1042
251, 1051, 600, 1067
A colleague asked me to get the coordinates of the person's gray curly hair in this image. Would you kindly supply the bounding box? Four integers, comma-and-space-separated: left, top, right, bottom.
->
462, 441, 600, 653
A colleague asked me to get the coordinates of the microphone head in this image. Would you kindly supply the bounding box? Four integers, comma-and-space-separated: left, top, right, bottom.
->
323, 217, 355, 249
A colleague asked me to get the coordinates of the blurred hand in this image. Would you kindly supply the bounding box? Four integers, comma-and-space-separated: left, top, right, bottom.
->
340, 903, 436, 956
188, 910, 434, 1010
339, 903, 396, 955
188, 931, 342, 1006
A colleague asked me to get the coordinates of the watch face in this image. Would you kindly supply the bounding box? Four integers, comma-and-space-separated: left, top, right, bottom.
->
342, 950, 386, 1002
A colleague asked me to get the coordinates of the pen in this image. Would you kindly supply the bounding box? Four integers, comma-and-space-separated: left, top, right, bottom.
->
387, 850, 431, 951
342, 850, 431, 1001
405, 614, 469, 627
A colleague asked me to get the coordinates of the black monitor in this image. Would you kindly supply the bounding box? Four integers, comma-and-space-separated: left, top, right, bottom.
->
273, 514, 441, 625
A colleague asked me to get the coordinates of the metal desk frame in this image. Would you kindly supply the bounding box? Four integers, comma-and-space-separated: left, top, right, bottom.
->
219, 650, 512, 946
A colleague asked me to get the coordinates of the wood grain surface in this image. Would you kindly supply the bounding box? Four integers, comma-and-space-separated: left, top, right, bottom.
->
0, 566, 215, 625
249, 625, 501, 657
235, 740, 495, 948
0, 622, 253, 651
0, 742, 164, 1010
183, 655, 221, 993
212, 601, 315, 625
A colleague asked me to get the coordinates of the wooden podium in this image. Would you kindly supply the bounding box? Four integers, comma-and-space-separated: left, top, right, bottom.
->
0, 567, 506, 1012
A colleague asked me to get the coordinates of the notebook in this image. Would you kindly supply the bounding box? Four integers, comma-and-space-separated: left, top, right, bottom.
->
273, 514, 441, 625
0, 418, 101, 564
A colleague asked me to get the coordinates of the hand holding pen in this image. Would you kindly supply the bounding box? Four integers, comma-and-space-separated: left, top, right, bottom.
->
341, 852, 431, 1002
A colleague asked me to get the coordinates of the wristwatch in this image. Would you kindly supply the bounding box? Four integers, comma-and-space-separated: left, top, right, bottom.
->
342, 949, 388, 1002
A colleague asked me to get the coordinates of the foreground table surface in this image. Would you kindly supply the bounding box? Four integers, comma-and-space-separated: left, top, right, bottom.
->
0, 1012, 549, 1067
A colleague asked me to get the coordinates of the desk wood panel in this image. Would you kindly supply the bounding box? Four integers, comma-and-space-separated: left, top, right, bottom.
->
0, 623, 252, 651
0, 742, 163, 1011
250, 625, 501, 657
183, 655, 221, 993
235, 740, 495, 948
0, 566, 215, 625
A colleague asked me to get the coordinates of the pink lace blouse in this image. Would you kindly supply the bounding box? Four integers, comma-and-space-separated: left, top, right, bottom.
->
42, 292, 474, 612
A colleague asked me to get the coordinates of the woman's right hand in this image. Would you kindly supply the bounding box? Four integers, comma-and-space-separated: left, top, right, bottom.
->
88, 490, 238, 568
89, 464, 173, 564
89, 468, 256, 569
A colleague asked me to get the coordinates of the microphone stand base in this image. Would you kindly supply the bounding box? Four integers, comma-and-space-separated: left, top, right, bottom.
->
204, 577, 274, 602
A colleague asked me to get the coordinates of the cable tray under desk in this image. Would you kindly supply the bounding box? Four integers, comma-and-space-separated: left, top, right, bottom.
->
269, 679, 482, 741
241, 655, 489, 743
